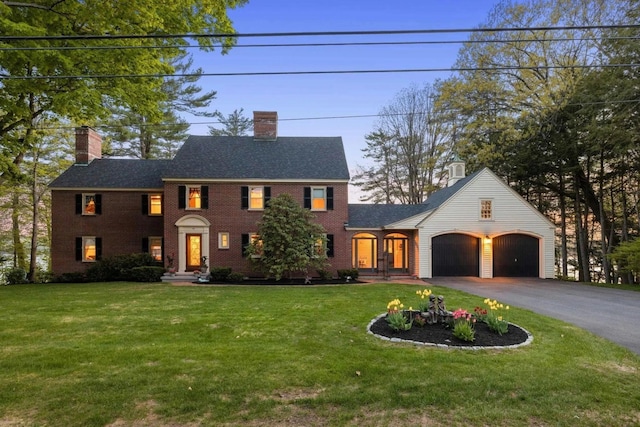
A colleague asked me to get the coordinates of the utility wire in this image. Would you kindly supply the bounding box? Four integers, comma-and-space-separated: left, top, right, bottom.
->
1, 63, 638, 80
1, 36, 638, 52
0, 24, 638, 42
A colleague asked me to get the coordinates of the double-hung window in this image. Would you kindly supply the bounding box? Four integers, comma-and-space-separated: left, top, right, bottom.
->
76, 236, 102, 262
76, 194, 102, 215
142, 194, 163, 215
178, 185, 209, 209
304, 187, 334, 211
241, 186, 271, 210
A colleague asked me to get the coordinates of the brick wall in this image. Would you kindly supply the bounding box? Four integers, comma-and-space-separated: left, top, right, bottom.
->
51, 190, 164, 275
163, 181, 352, 277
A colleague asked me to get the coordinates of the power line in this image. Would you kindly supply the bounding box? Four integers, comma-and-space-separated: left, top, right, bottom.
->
0, 24, 638, 42
1, 63, 637, 80
1, 36, 638, 52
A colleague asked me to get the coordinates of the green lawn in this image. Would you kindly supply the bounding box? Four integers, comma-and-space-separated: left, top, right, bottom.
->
1, 282, 639, 426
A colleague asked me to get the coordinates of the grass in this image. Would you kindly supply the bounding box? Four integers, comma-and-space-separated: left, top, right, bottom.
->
1, 282, 639, 427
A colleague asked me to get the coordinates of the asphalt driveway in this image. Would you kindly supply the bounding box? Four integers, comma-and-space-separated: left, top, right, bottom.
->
424, 277, 640, 356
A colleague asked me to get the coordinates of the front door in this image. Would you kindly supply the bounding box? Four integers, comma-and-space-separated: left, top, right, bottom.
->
186, 234, 202, 271
384, 233, 409, 273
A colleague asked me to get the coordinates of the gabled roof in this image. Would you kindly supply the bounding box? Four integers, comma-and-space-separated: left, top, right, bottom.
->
49, 159, 171, 189
347, 170, 482, 229
49, 135, 350, 189
164, 136, 350, 181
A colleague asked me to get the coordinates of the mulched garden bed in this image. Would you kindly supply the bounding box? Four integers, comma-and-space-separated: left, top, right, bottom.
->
368, 314, 532, 348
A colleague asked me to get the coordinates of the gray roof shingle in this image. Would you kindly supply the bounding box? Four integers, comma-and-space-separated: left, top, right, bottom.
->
49, 135, 350, 189
49, 159, 171, 189
347, 170, 482, 228
165, 135, 350, 180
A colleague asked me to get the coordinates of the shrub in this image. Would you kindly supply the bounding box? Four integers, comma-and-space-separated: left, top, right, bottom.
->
337, 268, 359, 280
56, 272, 88, 283
128, 266, 165, 282
86, 253, 158, 282
226, 272, 245, 283
209, 267, 232, 281
317, 268, 333, 280
6, 268, 28, 285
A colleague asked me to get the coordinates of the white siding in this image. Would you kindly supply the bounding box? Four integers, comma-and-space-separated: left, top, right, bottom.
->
418, 169, 555, 279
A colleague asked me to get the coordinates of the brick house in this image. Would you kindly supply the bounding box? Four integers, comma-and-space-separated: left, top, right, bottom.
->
50, 111, 555, 280
49, 112, 351, 277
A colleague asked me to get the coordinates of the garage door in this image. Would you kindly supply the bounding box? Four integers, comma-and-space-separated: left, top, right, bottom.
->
432, 234, 479, 276
493, 234, 539, 277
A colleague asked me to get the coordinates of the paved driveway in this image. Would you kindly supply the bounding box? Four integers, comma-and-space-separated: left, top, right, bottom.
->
424, 277, 640, 356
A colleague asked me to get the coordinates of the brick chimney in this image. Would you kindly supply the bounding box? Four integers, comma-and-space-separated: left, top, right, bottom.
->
75, 126, 102, 164
253, 111, 277, 141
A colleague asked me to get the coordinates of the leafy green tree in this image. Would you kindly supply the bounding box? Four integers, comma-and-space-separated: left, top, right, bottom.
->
609, 238, 640, 284
246, 194, 328, 280
0, 0, 247, 182
209, 108, 253, 136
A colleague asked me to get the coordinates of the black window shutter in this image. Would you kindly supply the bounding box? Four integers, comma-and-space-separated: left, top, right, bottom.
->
142, 237, 149, 253
241, 186, 249, 209
178, 186, 186, 209
201, 186, 209, 209
75, 237, 82, 260
96, 238, 102, 260
327, 187, 334, 210
327, 234, 334, 257
75, 194, 82, 214
264, 186, 271, 206
241, 234, 249, 257
141, 195, 148, 215
303, 187, 311, 209
95, 194, 102, 215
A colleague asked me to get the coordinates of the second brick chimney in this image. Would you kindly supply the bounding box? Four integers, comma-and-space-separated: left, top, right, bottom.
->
253, 111, 278, 141
75, 126, 102, 164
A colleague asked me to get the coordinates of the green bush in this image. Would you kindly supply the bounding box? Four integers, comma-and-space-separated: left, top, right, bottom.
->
226, 272, 245, 283
6, 268, 28, 285
128, 266, 165, 282
209, 267, 232, 281
317, 268, 333, 280
337, 268, 359, 280
55, 272, 88, 283
86, 253, 157, 282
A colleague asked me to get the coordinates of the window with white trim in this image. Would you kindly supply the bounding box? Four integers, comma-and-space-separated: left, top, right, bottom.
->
188, 186, 202, 209
480, 199, 493, 220
149, 194, 162, 215
82, 194, 97, 215
249, 186, 264, 210
311, 187, 326, 210
83, 237, 97, 262
149, 237, 162, 261
218, 232, 229, 249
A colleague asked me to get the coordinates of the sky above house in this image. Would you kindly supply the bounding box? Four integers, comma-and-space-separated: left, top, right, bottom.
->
185, 1, 504, 200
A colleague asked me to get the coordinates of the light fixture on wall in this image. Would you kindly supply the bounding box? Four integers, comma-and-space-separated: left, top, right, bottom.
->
484, 235, 491, 244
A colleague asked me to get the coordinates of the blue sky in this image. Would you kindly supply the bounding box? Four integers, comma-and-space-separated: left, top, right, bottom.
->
186, 1, 502, 199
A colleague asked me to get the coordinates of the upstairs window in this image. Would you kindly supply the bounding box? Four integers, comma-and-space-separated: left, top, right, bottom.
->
76, 194, 102, 215
142, 194, 163, 215
178, 185, 209, 210
304, 187, 334, 211
188, 186, 201, 209
480, 199, 493, 220
241, 186, 271, 210
149, 195, 162, 215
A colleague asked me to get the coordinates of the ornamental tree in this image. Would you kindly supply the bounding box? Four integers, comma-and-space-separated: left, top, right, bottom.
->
246, 193, 329, 280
